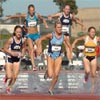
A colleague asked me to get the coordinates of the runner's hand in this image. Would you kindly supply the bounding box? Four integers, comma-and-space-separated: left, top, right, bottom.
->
48, 16, 52, 20
5, 16, 11, 20
37, 47, 42, 55
20, 53, 24, 58
45, 25, 49, 29
72, 44, 75, 50
82, 25, 86, 32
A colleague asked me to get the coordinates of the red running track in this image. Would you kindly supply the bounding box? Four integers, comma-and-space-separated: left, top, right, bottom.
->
0, 93, 100, 100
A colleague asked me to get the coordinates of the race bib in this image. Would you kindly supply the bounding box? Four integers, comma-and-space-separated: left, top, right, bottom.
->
85, 48, 95, 53
52, 45, 61, 52
62, 26, 69, 33
28, 21, 37, 27
63, 19, 70, 23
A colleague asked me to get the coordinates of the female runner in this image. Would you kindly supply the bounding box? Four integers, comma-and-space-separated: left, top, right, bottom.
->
38, 21, 72, 95
4, 25, 25, 93
6, 4, 48, 71
72, 26, 100, 93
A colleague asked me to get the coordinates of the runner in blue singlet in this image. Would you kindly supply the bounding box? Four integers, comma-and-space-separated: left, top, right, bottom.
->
38, 21, 72, 95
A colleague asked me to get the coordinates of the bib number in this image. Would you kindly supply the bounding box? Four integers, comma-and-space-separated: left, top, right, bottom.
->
28, 21, 37, 27
85, 48, 95, 53
62, 26, 69, 33
52, 45, 61, 52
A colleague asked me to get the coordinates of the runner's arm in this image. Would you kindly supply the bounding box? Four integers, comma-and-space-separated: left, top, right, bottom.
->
48, 12, 62, 20
38, 33, 52, 54
72, 36, 86, 49
97, 36, 100, 42
4, 38, 19, 57
40, 33, 52, 41
71, 14, 84, 27
5, 14, 26, 20
37, 13, 48, 28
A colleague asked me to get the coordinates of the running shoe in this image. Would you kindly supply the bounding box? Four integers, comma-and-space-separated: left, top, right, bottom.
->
48, 90, 54, 95
68, 61, 73, 66
44, 70, 48, 80
6, 88, 11, 94
83, 75, 88, 83
3, 77, 8, 84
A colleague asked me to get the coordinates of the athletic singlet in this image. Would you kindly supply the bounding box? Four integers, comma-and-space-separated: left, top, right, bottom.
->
84, 36, 97, 56
7, 37, 22, 58
48, 32, 64, 53
26, 13, 38, 27
59, 13, 72, 34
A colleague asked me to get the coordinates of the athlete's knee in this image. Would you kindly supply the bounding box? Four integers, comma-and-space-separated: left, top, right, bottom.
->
30, 49, 34, 54
7, 75, 12, 79
48, 73, 53, 78
13, 75, 18, 80
48, 74, 53, 78
85, 70, 90, 75
91, 73, 96, 78
53, 73, 59, 79
52, 74, 58, 82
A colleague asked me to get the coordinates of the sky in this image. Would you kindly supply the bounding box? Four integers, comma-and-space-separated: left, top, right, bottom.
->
2, 0, 100, 17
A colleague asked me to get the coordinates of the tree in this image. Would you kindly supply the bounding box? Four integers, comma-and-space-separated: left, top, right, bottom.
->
0, 0, 7, 17
0, 6, 3, 17
53, 0, 78, 14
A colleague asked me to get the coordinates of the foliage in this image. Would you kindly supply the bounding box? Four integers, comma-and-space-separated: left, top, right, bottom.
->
0, 0, 7, 17
77, 32, 86, 37
96, 30, 100, 36
0, 33, 11, 40
0, 33, 11, 47
0, 28, 10, 34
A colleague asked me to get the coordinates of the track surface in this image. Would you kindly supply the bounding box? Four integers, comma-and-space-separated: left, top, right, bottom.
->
0, 93, 100, 100
0, 70, 100, 100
